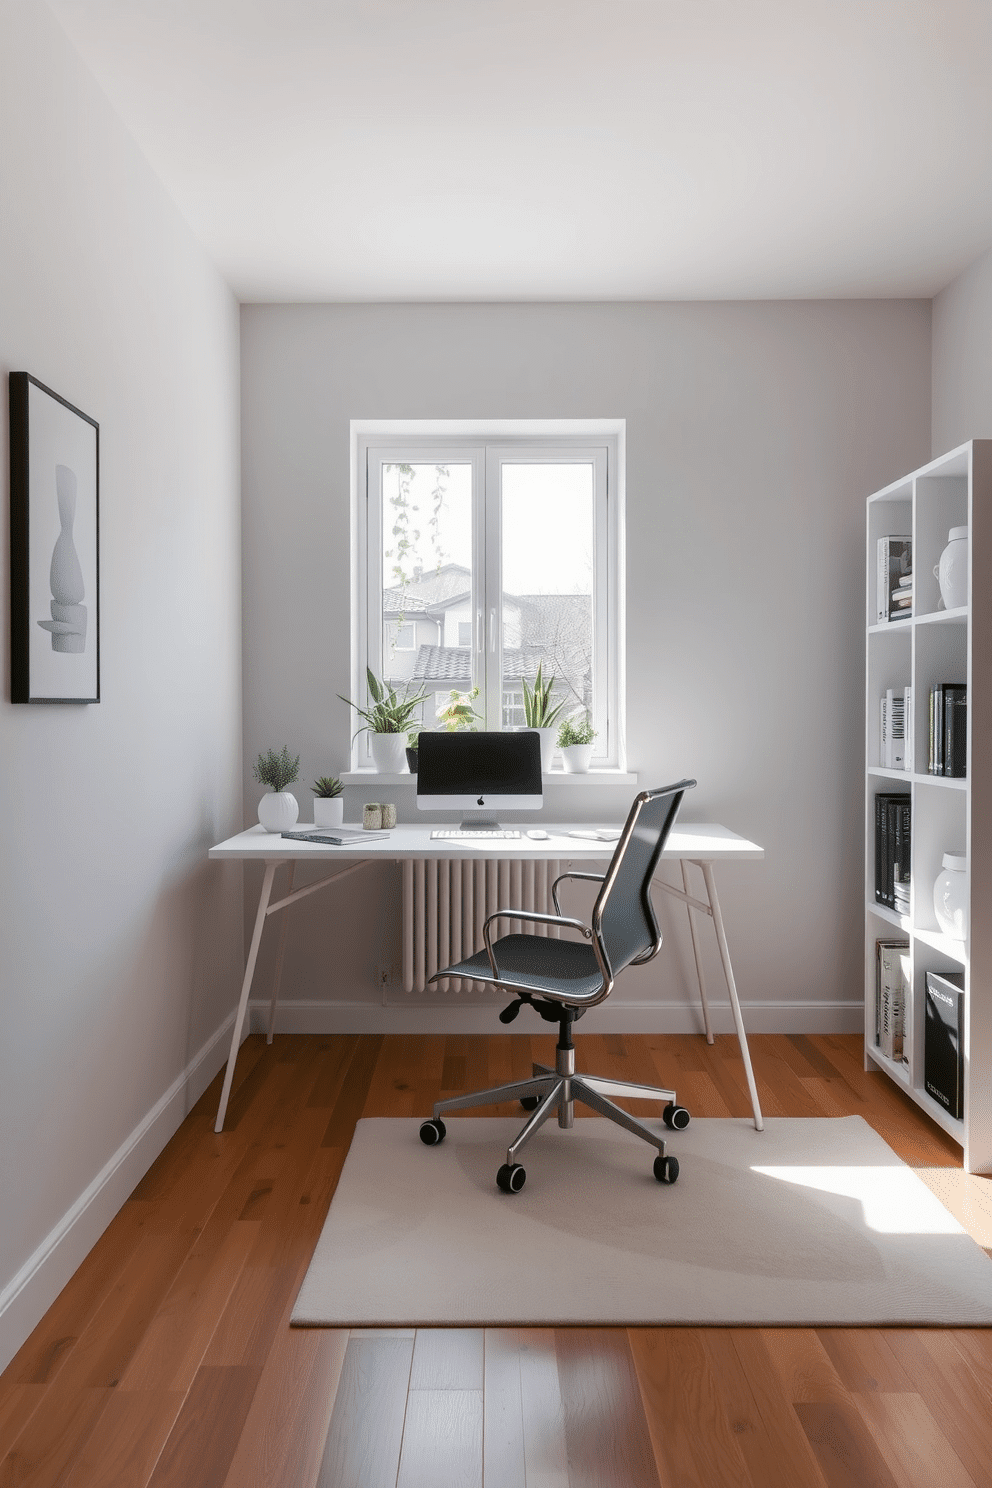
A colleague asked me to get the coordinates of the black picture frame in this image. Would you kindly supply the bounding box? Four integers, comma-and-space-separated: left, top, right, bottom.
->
9, 373, 100, 703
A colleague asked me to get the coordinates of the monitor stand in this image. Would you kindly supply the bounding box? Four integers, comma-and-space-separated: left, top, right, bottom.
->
460, 814, 502, 831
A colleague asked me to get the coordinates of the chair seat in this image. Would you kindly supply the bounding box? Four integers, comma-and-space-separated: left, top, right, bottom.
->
444, 933, 605, 1002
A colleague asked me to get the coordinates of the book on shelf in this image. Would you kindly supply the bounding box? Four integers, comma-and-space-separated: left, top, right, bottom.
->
879, 687, 907, 769
924, 969, 965, 1119
876, 535, 912, 623
874, 792, 910, 909
928, 682, 967, 777
876, 939, 910, 1062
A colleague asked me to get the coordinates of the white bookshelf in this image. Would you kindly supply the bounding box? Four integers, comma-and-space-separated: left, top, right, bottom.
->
864, 440, 992, 1172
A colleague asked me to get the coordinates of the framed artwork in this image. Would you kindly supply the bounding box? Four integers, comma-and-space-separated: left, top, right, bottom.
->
9, 373, 100, 703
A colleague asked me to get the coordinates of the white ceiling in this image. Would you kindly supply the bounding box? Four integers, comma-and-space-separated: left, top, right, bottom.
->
46, 0, 992, 303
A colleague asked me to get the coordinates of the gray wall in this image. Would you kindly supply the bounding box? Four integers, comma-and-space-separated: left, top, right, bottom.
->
932, 244, 992, 454
0, 0, 243, 1366
240, 299, 931, 1033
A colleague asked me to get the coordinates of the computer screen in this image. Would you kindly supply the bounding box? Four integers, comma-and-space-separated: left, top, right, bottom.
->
416, 731, 543, 823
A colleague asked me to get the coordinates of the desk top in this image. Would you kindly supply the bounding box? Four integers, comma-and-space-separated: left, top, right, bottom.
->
209, 822, 763, 862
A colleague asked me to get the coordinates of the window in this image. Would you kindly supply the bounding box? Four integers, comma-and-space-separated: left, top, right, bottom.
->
354, 427, 623, 769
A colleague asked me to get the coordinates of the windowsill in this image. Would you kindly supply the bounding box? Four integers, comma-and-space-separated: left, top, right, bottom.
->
340, 768, 638, 786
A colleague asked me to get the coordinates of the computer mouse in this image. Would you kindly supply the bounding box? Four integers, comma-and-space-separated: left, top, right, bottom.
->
526, 828, 550, 839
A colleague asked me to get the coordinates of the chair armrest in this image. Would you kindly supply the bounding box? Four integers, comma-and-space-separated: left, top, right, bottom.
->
482, 907, 592, 976
551, 870, 605, 916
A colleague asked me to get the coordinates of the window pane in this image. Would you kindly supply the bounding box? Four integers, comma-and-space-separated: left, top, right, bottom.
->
381, 462, 473, 728
501, 464, 594, 731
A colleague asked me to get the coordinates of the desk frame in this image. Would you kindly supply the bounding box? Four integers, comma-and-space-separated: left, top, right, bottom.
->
210, 826, 765, 1135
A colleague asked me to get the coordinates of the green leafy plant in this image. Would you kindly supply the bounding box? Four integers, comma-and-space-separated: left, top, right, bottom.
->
339, 667, 429, 737
407, 730, 420, 750
312, 775, 343, 799
253, 746, 300, 792
522, 662, 567, 731
436, 686, 481, 732
557, 715, 596, 748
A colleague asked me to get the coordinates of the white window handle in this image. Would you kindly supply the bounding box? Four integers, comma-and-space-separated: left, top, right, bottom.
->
489, 609, 497, 651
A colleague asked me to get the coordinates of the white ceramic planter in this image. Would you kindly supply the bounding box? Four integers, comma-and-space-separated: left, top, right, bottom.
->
561, 743, 594, 774
313, 796, 344, 827
935, 526, 969, 610
535, 727, 557, 774
370, 733, 409, 772
258, 790, 299, 833
933, 850, 968, 940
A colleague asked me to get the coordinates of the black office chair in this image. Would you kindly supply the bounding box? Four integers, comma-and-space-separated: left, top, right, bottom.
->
419, 780, 696, 1192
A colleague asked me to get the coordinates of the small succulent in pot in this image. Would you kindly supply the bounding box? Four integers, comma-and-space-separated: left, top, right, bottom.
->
312, 773, 345, 827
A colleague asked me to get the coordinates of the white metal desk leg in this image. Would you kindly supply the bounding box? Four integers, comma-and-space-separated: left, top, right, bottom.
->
698, 860, 764, 1132
682, 860, 714, 1044
267, 861, 295, 1043
215, 859, 279, 1134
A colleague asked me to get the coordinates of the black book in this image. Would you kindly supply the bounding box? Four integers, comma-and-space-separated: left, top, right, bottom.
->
924, 970, 965, 1120
874, 793, 909, 909
929, 684, 946, 774
893, 798, 911, 899
944, 684, 967, 778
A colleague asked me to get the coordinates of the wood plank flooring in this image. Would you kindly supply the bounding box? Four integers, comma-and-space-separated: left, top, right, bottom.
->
2, 1032, 991, 1486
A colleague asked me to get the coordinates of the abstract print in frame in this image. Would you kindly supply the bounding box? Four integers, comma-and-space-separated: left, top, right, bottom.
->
9, 373, 100, 703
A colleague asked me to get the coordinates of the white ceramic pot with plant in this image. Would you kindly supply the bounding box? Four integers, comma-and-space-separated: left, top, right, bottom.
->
522, 664, 567, 773
254, 746, 301, 832
557, 715, 596, 774
339, 667, 429, 774
313, 775, 344, 827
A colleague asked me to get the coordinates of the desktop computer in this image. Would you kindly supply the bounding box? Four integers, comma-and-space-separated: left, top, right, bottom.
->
416, 731, 543, 838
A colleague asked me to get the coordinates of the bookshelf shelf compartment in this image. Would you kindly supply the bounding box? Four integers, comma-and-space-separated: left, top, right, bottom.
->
864, 440, 991, 1174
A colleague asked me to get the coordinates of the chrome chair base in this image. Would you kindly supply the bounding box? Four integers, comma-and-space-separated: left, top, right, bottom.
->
429, 1048, 684, 1170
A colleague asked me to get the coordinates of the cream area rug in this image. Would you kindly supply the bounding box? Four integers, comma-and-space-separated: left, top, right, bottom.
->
292, 1116, 992, 1328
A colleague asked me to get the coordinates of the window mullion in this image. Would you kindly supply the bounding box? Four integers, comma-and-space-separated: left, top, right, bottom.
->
482, 448, 502, 728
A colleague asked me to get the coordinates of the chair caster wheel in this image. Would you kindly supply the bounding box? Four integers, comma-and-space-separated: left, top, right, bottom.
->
497, 1163, 526, 1193
419, 1118, 446, 1145
663, 1103, 690, 1130
654, 1154, 679, 1184
520, 1096, 540, 1111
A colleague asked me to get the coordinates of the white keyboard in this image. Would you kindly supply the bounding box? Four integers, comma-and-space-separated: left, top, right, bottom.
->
431, 829, 521, 840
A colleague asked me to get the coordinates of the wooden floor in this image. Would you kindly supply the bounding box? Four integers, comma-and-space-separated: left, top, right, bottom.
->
2, 1031, 992, 1487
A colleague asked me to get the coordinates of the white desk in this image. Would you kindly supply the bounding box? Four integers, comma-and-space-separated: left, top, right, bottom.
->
209, 822, 765, 1133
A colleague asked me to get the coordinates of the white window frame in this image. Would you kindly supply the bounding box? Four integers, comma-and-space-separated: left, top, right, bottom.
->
351, 421, 626, 772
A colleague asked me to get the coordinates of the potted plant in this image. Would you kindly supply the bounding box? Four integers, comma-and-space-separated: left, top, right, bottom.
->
339, 667, 429, 772
436, 686, 482, 731
253, 746, 301, 832
522, 663, 567, 773
406, 731, 420, 773
556, 715, 597, 774
312, 775, 344, 827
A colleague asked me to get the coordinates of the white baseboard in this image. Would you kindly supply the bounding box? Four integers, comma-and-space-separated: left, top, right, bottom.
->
250, 998, 865, 1037
0, 1012, 237, 1375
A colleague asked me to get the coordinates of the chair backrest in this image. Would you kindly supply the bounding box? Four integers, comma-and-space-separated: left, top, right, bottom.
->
592, 781, 695, 977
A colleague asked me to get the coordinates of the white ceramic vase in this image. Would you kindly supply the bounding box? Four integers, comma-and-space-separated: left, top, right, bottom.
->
561, 743, 594, 774
933, 851, 968, 940
258, 790, 299, 833
935, 526, 969, 610
370, 732, 408, 772
313, 796, 344, 827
